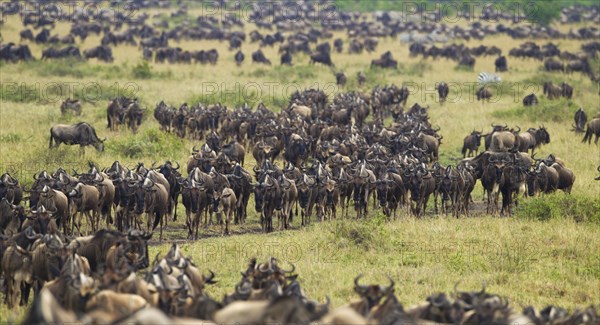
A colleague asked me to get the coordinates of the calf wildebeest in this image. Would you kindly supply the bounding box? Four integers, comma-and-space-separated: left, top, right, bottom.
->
495, 55, 507, 72
573, 108, 587, 133
60, 98, 81, 115
252, 49, 271, 65
437, 82, 449, 104
234, 50, 244, 66
582, 117, 600, 144
310, 51, 334, 66
213, 187, 236, 235
49, 122, 106, 154
462, 130, 483, 157
280, 50, 292, 65
543, 81, 562, 99
335, 72, 347, 86
522, 93, 538, 106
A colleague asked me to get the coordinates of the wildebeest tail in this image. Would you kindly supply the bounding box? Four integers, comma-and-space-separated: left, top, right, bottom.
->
582, 128, 591, 143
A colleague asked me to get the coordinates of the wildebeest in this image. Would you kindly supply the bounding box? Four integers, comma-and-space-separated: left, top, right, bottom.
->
49, 122, 106, 154
543, 82, 562, 99
335, 72, 347, 86
561, 82, 573, 99
462, 130, 483, 157
437, 82, 449, 104
83, 45, 113, 62
582, 117, 600, 144
213, 187, 236, 235
489, 130, 518, 152
522, 93, 538, 106
234, 50, 244, 66
252, 49, 271, 65
517, 126, 550, 154
544, 58, 564, 72
371, 51, 397, 69
476, 86, 492, 102
60, 98, 81, 115
280, 51, 292, 65
310, 51, 333, 66
572, 108, 587, 133
495, 55, 507, 72
357, 71, 366, 86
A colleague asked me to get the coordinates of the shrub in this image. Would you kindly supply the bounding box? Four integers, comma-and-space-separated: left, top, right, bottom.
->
108, 128, 184, 159
516, 194, 600, 224
131, 60, 153, 79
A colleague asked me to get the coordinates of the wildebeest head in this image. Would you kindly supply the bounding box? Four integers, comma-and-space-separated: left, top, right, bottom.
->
26, 204, 58, 235
353, 274, 395, 310
125, 229, 152, 270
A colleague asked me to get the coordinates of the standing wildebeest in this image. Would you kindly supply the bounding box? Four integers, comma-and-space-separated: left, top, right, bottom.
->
213, 187, 236, 235
107, 98, 128, 131
280, 50, 292, 65
67, 182, 101, 235
462, 130, 482, 157
517, 126, 550, 154
335, 72, 347, 86
582, 117, 600, 144
561, 82, 573, 99
544, 58, 564, 72
522, 93, 538, 106
572, 108, 587, 133
234, 50, 244, 66
437, 82, 449, 104
495, 55, 507, 72
357, 71, 366, 86
543, 82, 561, 99
334, 38, 343, 53
60, 98, 81, 115
476, 86, 492, 102
489, 130, 518, 152
49, 122, 106, 154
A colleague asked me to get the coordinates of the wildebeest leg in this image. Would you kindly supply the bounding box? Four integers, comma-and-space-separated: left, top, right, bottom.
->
20, 282, 31, 306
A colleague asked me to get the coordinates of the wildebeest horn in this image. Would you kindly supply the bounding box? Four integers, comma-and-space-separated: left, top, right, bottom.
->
514, 126, 521, 133
597, 166, 600, 173
205, 270, 217, 284
173, 161, 180, 170
383, 275, 395, 295
479, 280, 486, 295
354, 274, 368, 294
192, 145, 199, 153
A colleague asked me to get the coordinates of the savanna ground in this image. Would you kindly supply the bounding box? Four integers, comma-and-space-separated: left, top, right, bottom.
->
0, 2, 599, 322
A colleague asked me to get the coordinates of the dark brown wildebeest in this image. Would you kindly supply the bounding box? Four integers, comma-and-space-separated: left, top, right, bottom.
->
476, 86, 492, 102
561, 82, 573, 99
522, 93, 538, 106
280, 50, 292, 65
124, 100, 144, 134
462, 130, 483, 157
357, 71, 366, 86
551, 163, 575, 194
543, 82, 561, 99
335, 72, 347, 86
371, 51, 397, 69
490, 129, 518, 152
437, 82, 449, 104
582, 117, 600, 144
334, 38, 343, 53
495, 55, 507, 72
49, 122, 106, 154
310, 51, 333, 67
60, 98, 81, 116
544, 58, 564, 72
83, 45, 113, 62
252, 49, 271, 65
572, 108, 587, 133
107, 98, 129, 131
234, 50, 244, 66
67, 182, 101, 235
2, 243, 33, 308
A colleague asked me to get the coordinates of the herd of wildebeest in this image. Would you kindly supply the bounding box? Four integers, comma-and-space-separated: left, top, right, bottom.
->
1, 1, 600, 322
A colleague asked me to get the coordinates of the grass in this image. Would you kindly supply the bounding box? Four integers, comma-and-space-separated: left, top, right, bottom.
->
0, 6, 599, 320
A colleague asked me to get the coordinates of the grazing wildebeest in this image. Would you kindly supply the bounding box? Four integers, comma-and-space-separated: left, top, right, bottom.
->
252, 49, 271, 65
476, 86, 492, 102
462, 130, 483, 157
310, 51, 333, 66
495, 55, 507, 72
572, 108, 587, 133
49, 122, 105, 154
437, 82, 449, 104
582, 117, 600, 144
522, 93, 538, 106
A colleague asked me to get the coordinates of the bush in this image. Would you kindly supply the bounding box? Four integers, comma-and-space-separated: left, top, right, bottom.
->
132, 60, 153, 79
108, 128, 184, 159
329, 213, 389, 251
516, 194, 600, 224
